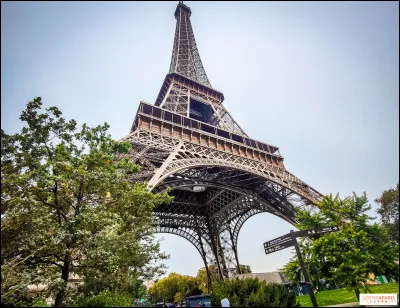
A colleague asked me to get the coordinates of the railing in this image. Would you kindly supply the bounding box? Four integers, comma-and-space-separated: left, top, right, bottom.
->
137, 102, 281, 156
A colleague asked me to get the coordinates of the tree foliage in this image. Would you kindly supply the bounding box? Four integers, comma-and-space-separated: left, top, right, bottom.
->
76, 289, 132, 307
195, 264, 252, 294
210, 278, 297, 307
78, 276, 147, 301
375, 182, 399, 245
148, 272, 202, 304
196, 266, 219, 294
282, 192, 399, 300
239, 264, 252, 274
1, 97, 172, 306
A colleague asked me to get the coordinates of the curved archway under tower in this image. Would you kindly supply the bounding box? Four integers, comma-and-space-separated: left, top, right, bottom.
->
151, 164, 313, 280
236, 212, 297, 274
154, 233, 204, 277
121, 0, 323, 284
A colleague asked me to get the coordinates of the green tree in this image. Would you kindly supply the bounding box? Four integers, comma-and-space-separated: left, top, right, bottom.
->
76, 289, 132, 307
196, 265, 219, 293
1, 97, 172, 307
78, 276, 147, 300
195, 264, 251, 294
148, 272, 202, 303
283, 192, 399, 301
281, 257, 301, 284
375, 182, 399, 245
239, 264, 252, 274
210, 278, 297, 307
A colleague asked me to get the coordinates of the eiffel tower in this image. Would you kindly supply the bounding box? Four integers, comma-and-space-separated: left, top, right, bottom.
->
121, 2, 322, 284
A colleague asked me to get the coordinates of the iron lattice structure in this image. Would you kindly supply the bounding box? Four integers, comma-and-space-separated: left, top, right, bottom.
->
121, 2, 322, 283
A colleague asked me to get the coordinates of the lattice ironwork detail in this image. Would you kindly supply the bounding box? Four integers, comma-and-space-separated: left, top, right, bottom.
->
157, 79, 247, 136
122, 130, 321, 205
169, 3, 211, 87
121, 126, 322, 279
121, 2, 324, 282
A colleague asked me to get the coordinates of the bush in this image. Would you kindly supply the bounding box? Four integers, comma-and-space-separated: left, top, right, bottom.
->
211, 278, 298, 307
32, 297, 49, 307
76, 290, 132, 307
0, 286, 35, 307
0, 293, 50, 308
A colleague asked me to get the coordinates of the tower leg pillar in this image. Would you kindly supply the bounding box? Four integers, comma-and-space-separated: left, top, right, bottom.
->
198, 234, 213, 293
228, 227, 241, 275
217, 235, 230, 279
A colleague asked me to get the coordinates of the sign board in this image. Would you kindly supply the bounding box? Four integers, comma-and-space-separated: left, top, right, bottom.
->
263, 226, 340, 256
264, 238, 294, 254
263, 233, 291, 248
359, 294, 397, 306
295, 225, 340, 237
262, 227, 342, 308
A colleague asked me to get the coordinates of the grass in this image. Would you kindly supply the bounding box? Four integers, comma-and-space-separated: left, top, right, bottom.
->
296, 283, 399, 307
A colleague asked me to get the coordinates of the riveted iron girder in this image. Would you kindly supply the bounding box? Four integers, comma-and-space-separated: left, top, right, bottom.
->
121, 2, 323, 282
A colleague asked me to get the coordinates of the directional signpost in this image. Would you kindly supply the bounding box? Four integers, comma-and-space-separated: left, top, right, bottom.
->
264, 239, 293, 254
263, 233, 292, 252
294, 225, 340, 238
263, 226, 340, 308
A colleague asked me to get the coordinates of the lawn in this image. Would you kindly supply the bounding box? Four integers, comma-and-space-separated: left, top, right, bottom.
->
296, 283, 399, 307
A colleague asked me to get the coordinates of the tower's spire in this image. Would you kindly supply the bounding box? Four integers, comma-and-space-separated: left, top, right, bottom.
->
169, 2, 212, 88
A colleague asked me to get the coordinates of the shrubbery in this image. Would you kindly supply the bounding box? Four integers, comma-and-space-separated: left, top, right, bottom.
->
32, 297, 49, 307
76, 290, 132, 307
211, 278, 298, 307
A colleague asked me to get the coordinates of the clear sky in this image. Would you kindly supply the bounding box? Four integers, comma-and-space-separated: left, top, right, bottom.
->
1, 1, 399, 278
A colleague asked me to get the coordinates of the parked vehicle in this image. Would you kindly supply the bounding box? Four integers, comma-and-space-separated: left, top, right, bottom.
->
182, 295, 212, 307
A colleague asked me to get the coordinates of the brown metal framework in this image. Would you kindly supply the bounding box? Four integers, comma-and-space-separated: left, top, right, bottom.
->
121, 2, 322, 282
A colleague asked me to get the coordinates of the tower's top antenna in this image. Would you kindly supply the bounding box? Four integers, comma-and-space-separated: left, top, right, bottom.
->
170, 2, 211, 87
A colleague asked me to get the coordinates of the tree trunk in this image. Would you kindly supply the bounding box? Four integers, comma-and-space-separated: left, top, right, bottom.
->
54, 251, 71, 307
354, 286, 360, 301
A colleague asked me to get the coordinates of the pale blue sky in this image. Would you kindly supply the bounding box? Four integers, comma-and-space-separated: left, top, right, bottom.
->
2, 1, 399, 278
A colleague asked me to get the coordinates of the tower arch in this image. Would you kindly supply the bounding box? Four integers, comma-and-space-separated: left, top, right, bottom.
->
121, 2, 323, 282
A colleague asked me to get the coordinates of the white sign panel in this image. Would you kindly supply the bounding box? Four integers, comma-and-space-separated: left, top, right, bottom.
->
359, 294, 397, 306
